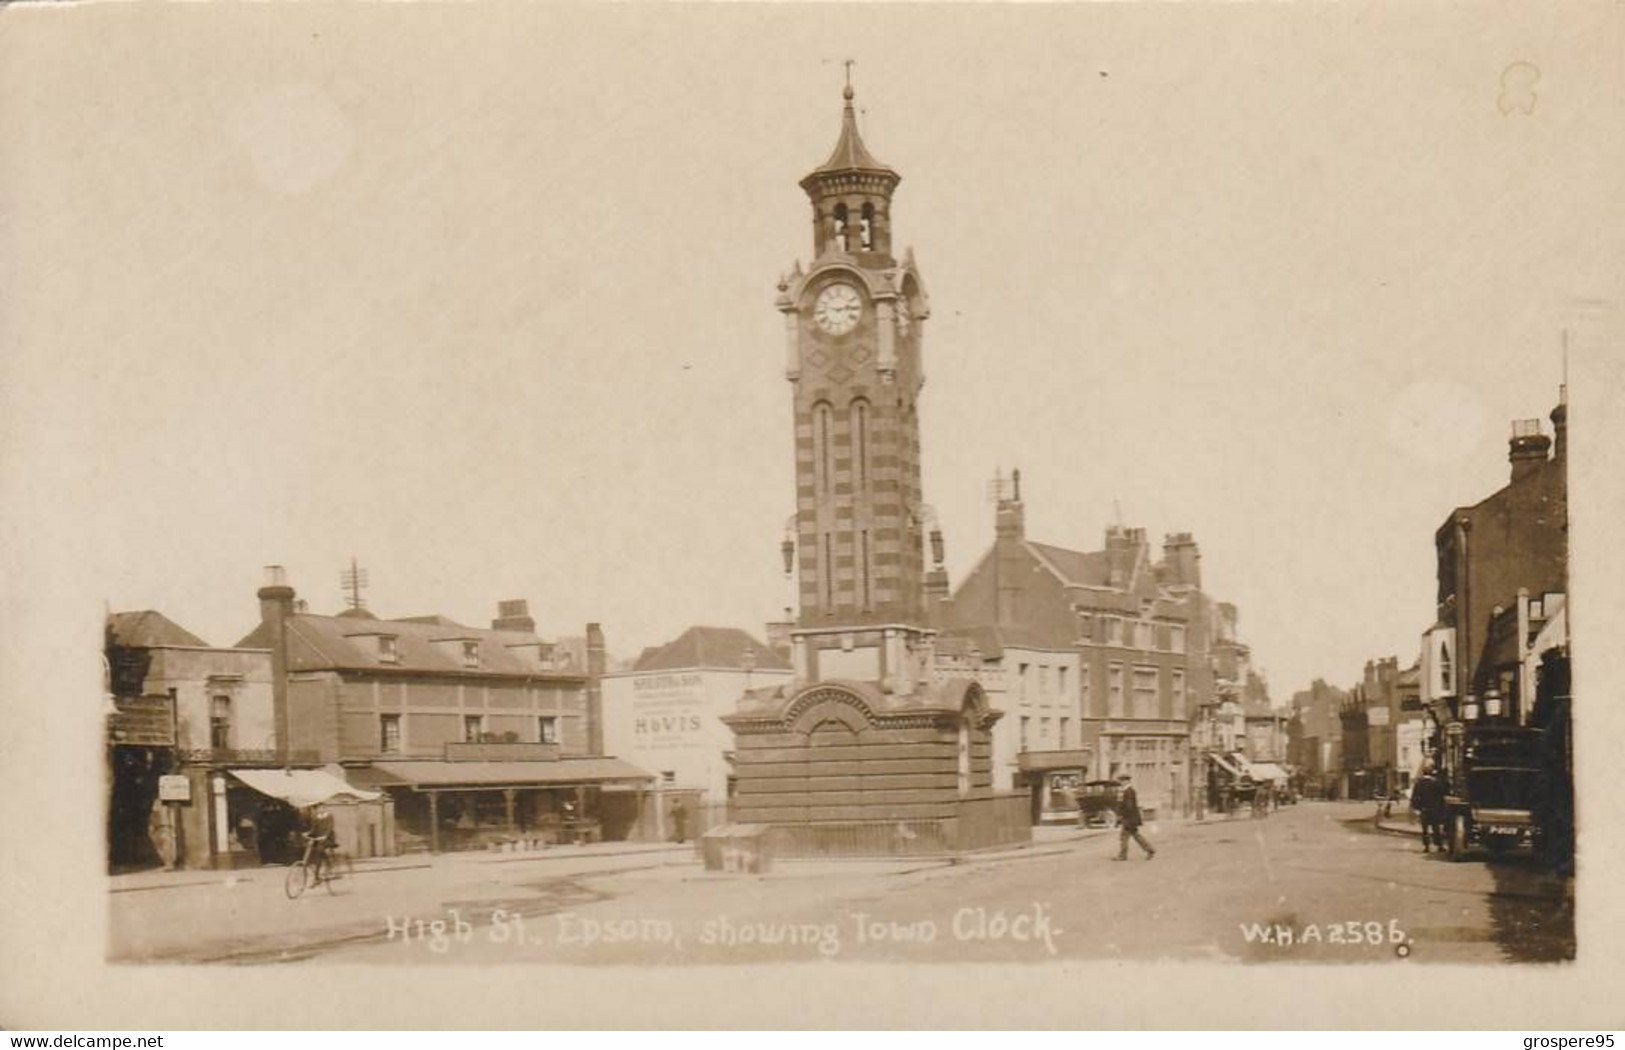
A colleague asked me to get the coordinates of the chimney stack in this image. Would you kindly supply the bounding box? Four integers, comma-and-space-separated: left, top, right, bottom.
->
1162, 532, 1202, 591
257, 565, 296, 759
492, 599, 536, 633
1508, 419, 1551, 482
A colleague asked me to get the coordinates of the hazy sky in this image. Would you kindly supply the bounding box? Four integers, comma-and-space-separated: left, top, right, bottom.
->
5, 5, 1618, 697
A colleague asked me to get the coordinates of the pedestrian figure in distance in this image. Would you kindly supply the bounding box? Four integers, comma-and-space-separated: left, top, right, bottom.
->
670, 798, 688, 845
1410, 762, 1446, 853
1112, 773, 1155, 861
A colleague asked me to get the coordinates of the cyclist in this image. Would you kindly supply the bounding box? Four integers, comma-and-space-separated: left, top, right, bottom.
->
300, 804, 337, 876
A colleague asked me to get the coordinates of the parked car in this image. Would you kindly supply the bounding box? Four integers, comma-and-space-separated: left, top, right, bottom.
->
1075, 780, 1123, 828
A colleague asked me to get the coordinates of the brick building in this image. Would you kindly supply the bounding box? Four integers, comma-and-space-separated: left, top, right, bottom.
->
933, 476, 1270, 818
1421, 394, 1567, 727
237, 572, 651, 853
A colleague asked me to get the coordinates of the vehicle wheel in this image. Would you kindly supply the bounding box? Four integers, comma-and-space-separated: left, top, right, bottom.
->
284, 863, 309, 900
324, 852, 353, 894
1448, 814, 1470, 862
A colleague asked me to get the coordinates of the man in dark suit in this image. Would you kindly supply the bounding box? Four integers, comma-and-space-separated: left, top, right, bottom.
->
1113, 773, 1156, 861
1410, 763, 1447, 853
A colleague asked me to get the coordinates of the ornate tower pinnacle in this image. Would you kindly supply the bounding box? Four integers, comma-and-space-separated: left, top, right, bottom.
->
799, 81, 901, 261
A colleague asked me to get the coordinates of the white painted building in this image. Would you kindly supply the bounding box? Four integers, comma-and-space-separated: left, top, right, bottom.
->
601, 626, 793, 802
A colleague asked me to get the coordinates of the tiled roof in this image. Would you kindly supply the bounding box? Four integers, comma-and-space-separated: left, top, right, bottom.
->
107, 610, 209, 649
234, 612, 582, 678
634, 626, 791, 672
1024, 542, 1109, 587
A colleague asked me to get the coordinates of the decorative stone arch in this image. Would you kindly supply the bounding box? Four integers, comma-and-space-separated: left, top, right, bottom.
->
783, 681, 882, 736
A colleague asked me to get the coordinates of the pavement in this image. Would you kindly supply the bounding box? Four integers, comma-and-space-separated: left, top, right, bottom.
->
108, 839, 692, 895
106, 801, 1575, 966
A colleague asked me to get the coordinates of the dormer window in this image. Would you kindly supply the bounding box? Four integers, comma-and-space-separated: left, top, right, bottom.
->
462, 640, 481, 668
377, 635, 399, 663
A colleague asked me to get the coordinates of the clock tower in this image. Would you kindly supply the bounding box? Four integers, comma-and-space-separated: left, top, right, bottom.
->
719, 81, 1014, 859
775, 80, 944, 636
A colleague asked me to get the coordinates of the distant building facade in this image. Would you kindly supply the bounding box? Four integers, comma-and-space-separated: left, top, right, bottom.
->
936, 478, 1272, 818
105, 610, 284, 871
602, 625, 793, 805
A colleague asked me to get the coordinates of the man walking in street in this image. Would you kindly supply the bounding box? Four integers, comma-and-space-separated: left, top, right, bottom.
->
1112, 773, 1156, 861
1411, 762, 1446, 853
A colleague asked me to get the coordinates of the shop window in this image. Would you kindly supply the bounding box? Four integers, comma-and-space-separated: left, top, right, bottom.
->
209, 695, 232, 749
538, 716, 559, 745
380, 714, 401, 754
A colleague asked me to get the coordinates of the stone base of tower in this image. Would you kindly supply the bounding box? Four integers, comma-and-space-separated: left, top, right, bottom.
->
720, 677, 1030, 856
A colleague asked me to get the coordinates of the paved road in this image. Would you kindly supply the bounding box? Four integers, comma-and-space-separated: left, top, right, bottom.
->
110, 802, 1573, 966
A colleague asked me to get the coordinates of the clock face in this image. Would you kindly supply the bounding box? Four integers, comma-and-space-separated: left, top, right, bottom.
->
813, 283, 863, 336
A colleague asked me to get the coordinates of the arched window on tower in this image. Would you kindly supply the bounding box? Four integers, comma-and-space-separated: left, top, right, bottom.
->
851, 399, 870, 492
833, 204, 848, 252
813, 402, 834, 497
860, 203, 874, 250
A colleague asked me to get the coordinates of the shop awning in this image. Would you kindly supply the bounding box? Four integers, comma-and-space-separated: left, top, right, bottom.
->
229, 767, 381, 807
1247, 762, 1290, 783
351, 757, 655, 791
1205, 752, 1243, 776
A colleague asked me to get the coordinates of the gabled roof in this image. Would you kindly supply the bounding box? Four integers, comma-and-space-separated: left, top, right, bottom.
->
634, 626, 791, 673
107, 610, 209, 649
1024, 542, 1109, 588
235, 612, 581, 679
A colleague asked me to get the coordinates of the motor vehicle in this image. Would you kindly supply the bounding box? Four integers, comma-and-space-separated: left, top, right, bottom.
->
1074, 780, 1123, 828
1439, 721, 1546, 860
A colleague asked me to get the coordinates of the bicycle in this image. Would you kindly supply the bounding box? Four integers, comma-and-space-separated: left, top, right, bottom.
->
284, 833, 354, 899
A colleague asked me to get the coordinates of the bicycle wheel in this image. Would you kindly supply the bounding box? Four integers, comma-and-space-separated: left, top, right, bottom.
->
323, 852, 353, 894
284, 862, 309, 900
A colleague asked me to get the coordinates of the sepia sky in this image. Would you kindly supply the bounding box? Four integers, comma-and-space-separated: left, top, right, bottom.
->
4, 4, 1619, 698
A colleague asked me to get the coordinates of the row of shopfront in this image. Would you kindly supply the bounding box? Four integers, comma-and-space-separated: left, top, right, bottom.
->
109, 693, 662, 871
1012, 744, 1293, 825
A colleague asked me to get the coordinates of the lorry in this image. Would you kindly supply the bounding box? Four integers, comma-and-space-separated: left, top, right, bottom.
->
1438, 721, 1546, 860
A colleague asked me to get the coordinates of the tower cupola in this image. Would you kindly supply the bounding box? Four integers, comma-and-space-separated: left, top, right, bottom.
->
799, 81, 901, 262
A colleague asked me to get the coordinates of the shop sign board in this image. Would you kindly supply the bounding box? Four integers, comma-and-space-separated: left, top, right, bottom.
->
158, 775, 191, 803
